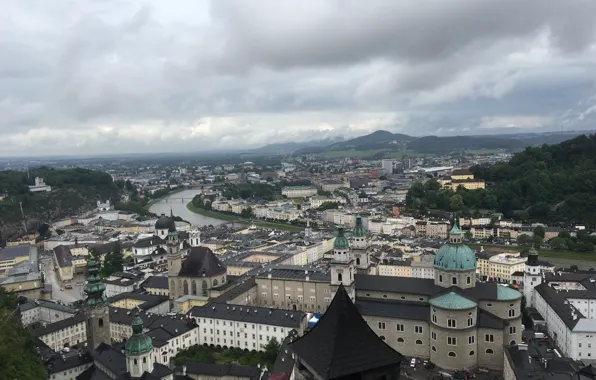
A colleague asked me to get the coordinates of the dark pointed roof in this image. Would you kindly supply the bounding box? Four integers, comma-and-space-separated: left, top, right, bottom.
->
289, 285, 404, 380
168, 208, 176, 232
178, 246, 226, 277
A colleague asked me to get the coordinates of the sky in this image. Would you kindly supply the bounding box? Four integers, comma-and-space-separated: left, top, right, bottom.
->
2, 0, 596, 156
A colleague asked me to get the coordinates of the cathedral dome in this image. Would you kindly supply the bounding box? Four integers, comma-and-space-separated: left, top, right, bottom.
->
334, 226, 349, 249
155, 214, 171, 229
434, 223, 476, 271
125, 316, 153, 356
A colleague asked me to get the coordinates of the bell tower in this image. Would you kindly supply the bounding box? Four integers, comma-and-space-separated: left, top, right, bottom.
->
84, 255, 110, 350
523, 247, 541, 307
351, 215, 370, 273
167, 209, 181, 300
125, 316, 154, 378
330, 226, 355, 301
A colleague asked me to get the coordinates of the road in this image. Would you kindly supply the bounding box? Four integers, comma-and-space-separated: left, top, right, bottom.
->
41, 254, 86, 304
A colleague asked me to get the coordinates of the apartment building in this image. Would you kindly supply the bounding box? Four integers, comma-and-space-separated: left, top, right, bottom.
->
32, 313, 87, 351
188, 303, 307, 351
19, 300, 78, 326
476, 252, 526, 283
281, 186, 317, 198
377, 259, 412, 278
411, 254, 435, 279
0, 244, 34, 274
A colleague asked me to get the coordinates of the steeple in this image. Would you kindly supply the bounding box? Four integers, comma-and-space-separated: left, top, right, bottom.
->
353, 215, 366, 237
333, 226, 349, 250
168, 208, 177, 233
448, 219, 463, 245
84, 256, 106, 307
527, 246, 539, 266
84, 254, 110, 350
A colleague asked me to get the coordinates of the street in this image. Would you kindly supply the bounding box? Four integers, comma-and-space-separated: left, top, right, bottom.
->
41, 255, 86, 304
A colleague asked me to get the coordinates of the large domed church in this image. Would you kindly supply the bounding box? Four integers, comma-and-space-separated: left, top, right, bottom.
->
348, 221, 523, 370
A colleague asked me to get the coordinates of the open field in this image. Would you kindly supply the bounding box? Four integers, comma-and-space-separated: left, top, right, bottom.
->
186, 202, 303, 232
467, 243, 596, 269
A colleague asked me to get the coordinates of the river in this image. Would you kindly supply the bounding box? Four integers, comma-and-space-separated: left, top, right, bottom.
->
148, 188, 226, 226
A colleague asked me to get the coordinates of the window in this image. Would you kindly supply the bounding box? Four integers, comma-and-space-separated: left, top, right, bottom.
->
415, 326, 423, 334
510, 340, 516, 345
452, 277, 457, 285
485, 334, 494, 342
432, 346, 437, 352
447, 337, 457, 346
448, 352, 456, 357
469, 350, 475, 356
378, 322, 386, 330
396, 324, 404, 331
397, 338, 404, 343
486, 349, 494, 354
134, 359, 138, 365
467, 276, 471, 284
380, 335, 386, 341
469, 336, 475, 344
468, 318, 473, 327
143, 357, 147, 363
415, 340, 423, 345
508, 309, 515, 317
99, 318, 104, 328
510, 326, 516, 334
337, 273, 343, 282
447, 319, 456, 328
486, 303, 492, 307
439, 275, 443, 282
432, 314, 437, 323
432, 332, 437, 341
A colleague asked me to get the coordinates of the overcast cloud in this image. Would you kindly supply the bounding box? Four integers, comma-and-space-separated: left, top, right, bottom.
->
1, 0, 596, 156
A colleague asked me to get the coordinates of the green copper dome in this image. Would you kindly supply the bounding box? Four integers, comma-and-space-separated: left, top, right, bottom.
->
125, 316, 153, 356
430, 292, 477, 310
353, 215, 366, 237
334, 226, 350, 249
497, 286, 522, 301
84, 256, 106, 307
434, 222, 476, 271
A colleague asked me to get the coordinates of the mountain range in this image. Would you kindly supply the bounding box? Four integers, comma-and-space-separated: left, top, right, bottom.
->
251, 130, 595, 156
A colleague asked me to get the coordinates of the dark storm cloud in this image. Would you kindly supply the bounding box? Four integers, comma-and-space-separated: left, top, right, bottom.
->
0, 0, 595, 156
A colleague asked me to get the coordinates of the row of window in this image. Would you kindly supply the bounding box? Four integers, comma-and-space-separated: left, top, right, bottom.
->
431, 346, 495, 355
438, 274, 473, 285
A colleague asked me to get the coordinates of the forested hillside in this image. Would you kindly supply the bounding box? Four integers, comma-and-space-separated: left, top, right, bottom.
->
406, 134, 596, 227
0, 168, 122, 239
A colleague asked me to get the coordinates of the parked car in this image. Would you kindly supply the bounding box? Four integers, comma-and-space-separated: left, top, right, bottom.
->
410, 358, 416, 368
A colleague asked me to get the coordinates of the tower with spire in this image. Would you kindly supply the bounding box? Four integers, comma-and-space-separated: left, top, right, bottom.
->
351, 214, 370, 273
125, 315, 154, 377
84, 255, 110, 350
167, 209, 182, 300
523, 246, 541, 307
330, 225, 355, 301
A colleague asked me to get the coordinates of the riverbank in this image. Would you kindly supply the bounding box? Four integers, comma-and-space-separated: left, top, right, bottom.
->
467, 243, 596, 263
143, 186, 188, 211
186, 202, 303, 232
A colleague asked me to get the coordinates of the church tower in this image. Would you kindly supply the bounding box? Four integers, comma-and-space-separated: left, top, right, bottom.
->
84, 255, 110, 350
351, 215, 370, 273
188, 227, 201, 247
523, 247, 541, 307
125, 316, 154, 378
330, 226, 355, 301
167, 209, 181, 300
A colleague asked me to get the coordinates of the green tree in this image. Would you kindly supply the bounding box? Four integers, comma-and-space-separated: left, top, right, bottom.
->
0, 288, 47, 380
533, 225, 546, 239
263, 338, 281, 368
240, 207, 255, 219
517, 234, 533, 254
549, 236, 566, 250
449, 194, 464, 211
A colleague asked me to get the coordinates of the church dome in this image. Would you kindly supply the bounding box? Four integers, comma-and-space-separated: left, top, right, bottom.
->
334, 226, 349, 249
434, 223, 476, 271
155, 214, 171, 229
125, 316, 153, 356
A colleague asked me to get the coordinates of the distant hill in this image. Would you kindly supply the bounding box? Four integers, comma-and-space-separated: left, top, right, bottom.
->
291, 129, 593, 156
251, 137, 344, 155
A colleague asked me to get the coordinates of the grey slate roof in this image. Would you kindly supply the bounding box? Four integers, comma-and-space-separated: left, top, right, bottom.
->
534, 283, 583, 329
133, 236, 165, 249
141, 276, 168, 289
178, 246, 226, 277
54, 245, 73, 267
0, 244, 31, 261
32, 313, 86, 336
188, 302, 306, 328
356, 299, 429, 321
47, 352, 93, 374
176, 363, 262, 380
290, 285, 404, 380
355, 274, 441, 296
109, 292, 169, 311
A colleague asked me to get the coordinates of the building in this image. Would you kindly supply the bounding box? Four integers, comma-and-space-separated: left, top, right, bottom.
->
476, 251, 527, 283
525, 261, 596, 361
33, 313, 87, 351
19, 299, 78, 326
438, 169, 486, 191
188, 303, 307, 351
381, 159, 395, 175
411, 254, 435, 279
378, 259, 412, 278
281, 186, 317, 198
29, 176, 52, 192
109, 292, 170, 315
173, 363, 263, 380
166, 215, 227, 300
289, 285, 404, 380
0, 244, 35, 274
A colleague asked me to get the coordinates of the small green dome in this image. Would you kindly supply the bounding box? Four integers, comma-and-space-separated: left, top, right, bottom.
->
125, 316, 153, 356
497, 286, 522, 301
334, 226, 349, 249
353, 215, 366, 237
430, 292, 477, 310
